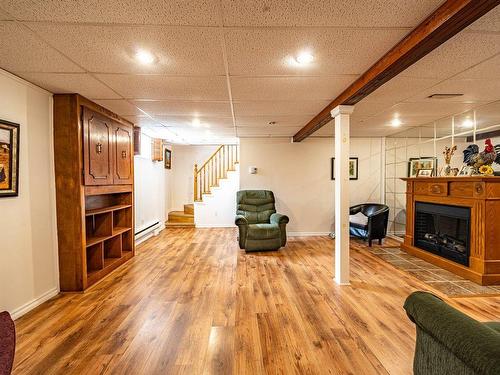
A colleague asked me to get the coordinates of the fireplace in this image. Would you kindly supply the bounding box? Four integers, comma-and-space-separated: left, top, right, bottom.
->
414, 202, 470, 266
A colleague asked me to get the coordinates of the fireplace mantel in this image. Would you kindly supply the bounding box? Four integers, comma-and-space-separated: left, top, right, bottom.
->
401, 176, 500, 285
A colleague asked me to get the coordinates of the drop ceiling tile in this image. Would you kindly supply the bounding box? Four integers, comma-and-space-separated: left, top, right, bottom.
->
28, 23, 225, 75
468, 6, 500, 32
1, 0, 221, 26
363, 76, 441, 104
231, 76, 356, 101
235, 115, 312, 127
387, 102, 480, 118
132, 100, 232, 117
400, 31, 500, 79
222, 0, 442, 27
237, 126, 301, 136
351, 100, 395, 118
0, 21, 83, 73
153, 115, 234, 128
94, 99, 143, 116
225, 27, 408, 76
411, 79, 500, 103
96, 75, 229, 101
0, 8, 12, 20
17, 73, 120, 99
233, 100, 330, 116
122, 115, 159, 127
454, 54, 500, 79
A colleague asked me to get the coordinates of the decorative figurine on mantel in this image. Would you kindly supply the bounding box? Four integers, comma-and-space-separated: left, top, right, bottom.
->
463, 138, 500, 176
440, 145, 457, 176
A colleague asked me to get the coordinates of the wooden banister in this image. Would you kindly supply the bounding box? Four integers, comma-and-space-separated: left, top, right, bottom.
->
193, 144, 239, 202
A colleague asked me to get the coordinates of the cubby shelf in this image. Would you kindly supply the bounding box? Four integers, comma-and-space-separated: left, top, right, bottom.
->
85, 204, 132, 216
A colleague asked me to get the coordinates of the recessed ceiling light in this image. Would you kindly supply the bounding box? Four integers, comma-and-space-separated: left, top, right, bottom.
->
391, 118, 402, 127
295, 52, 314, 65
192, 118, 201, 127
135, 50, 155, 65
462, 119, 474, 128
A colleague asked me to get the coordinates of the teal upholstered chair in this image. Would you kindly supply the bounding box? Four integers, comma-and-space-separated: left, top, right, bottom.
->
404, 291, 500, 375
235, 190, 289, 251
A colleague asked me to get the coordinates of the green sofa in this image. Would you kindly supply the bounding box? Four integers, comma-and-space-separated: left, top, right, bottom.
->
235, 190, 289, 251
404, 291, 500, 375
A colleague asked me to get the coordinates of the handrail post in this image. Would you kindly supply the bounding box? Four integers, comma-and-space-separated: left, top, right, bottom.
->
193, 164, 198, 201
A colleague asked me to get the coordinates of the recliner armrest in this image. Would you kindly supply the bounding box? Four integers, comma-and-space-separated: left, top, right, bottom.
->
270, 213, 289, 225
235, 215, 248, 226
366, 207, 388, 218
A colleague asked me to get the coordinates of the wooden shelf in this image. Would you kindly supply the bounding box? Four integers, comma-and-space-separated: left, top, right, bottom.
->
86, 227, 132, 247
113, 227, 131, 236
85, 204, 132, 216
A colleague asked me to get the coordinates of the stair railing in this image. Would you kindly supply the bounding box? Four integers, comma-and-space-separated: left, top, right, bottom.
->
194, 144, 239, 202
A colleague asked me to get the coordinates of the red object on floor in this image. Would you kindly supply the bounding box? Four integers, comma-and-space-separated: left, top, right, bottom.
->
0, 311, 15, 375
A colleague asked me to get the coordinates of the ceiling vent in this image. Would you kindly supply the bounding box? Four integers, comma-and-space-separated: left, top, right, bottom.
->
427, 93, 464, 99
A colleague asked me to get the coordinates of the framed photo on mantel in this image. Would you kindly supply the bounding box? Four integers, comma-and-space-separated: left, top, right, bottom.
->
0, 119, 20, 197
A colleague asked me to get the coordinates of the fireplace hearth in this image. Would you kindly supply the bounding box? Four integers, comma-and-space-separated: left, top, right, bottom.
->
414, 202, 470, 266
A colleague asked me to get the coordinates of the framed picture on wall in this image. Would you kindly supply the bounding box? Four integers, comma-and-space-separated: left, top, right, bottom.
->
164, 148, 172, 169
331, 157, 358, 180
408, 157, 437, 178
0, 119, 20, 197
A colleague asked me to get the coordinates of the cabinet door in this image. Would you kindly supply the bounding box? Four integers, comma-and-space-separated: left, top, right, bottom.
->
113, 123, 133, 185
82, 108, 113, 185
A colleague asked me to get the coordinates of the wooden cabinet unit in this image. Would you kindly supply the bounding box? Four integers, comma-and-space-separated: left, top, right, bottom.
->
54, 94, 135, 291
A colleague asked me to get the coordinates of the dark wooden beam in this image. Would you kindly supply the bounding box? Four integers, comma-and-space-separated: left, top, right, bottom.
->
293, 0, 500, 142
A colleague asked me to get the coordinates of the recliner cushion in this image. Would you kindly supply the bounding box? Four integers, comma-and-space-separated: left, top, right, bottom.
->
236, 190, 276, 224
247, 223, 280, 240
349, 212, 368, 227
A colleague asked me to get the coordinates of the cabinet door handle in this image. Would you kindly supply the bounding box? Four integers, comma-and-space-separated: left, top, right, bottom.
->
121, 150, 127, 159
430, 185, 441, 194
96, 143, 102, 154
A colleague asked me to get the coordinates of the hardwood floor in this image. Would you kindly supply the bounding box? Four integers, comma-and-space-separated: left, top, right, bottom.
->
13, 228, 500, 375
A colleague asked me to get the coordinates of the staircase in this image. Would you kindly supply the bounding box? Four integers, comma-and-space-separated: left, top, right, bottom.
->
165, 144, 239, 228
165, 204, 194, 228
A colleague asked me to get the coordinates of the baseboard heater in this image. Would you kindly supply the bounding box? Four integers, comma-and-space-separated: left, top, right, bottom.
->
135, 221, 161, 244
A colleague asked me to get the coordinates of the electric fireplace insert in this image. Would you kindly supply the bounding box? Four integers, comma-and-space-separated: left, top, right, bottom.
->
414, 202, 470, 267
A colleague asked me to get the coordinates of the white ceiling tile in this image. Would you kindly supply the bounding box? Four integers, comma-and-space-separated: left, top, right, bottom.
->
411, 79, 500, 103
0, 8, 12, 20
454, 54, 500, 80
386, 102, 481, 118
17, 73, 120, 99
153, 115, 234, 128
351, 100, 395, 118
94, 99, 143, 116
468, 6, 500, 32
96, 75, 229, 101
237, 126, 301, 136
1, 0, 221, 26
28, 23, 225, 75
400, 31, 500, 79
235, 115, 312, 127
122, 115, 160, 127
231, 76, 356, 101
222, 0, 442, 27
364, 76, 441, 104
132, 100, 232, 117
225, 28, 408, 76
233, 100, 330, 116
0, 21, 83, 73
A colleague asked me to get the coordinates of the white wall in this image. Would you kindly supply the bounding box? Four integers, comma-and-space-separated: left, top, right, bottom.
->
170, 144, 217, 211
0, 70, 59, 318
239, 137, 383, 234
134, 132, 172, 234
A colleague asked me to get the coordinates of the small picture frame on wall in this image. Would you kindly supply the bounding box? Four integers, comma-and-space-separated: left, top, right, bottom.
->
331, 157, 358, 180
164, 148, 172, 169
0, 119, 20, 197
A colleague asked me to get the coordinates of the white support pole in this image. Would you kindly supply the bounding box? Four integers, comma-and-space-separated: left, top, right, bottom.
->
332, 105, 354, 285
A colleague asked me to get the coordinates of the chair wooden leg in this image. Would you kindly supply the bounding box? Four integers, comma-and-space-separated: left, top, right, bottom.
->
368, 239, 372, 247
379, 238, 382, 245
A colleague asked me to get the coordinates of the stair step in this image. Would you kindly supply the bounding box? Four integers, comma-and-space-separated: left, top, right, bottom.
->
184, 204, 194, 215
165, 221, 195, 228
168, 211, 194, 223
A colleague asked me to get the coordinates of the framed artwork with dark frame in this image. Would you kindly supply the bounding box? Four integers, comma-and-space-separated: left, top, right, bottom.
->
331, 157, 358, 180
0, 119, 20, 197
164, 148, 172, 169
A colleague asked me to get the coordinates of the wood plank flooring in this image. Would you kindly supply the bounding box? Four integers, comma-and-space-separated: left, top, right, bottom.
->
12, 228, 500, 374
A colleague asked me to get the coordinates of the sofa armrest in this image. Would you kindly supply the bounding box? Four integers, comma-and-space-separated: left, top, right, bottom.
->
270, 213, 289, 225
404, 291, 500, 375
235, 215, 248, 226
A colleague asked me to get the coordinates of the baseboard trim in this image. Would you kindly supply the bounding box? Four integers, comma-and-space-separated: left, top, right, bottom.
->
195, 224, 236, 228
11, 287, 59, 320
288, 231, 331, 237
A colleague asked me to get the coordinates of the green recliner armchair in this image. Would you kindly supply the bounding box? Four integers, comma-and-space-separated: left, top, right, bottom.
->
235, 190, 289, 251
404, 291, 500, 375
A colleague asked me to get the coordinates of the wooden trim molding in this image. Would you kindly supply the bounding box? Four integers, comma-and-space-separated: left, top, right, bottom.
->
293, 0, 500, 142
